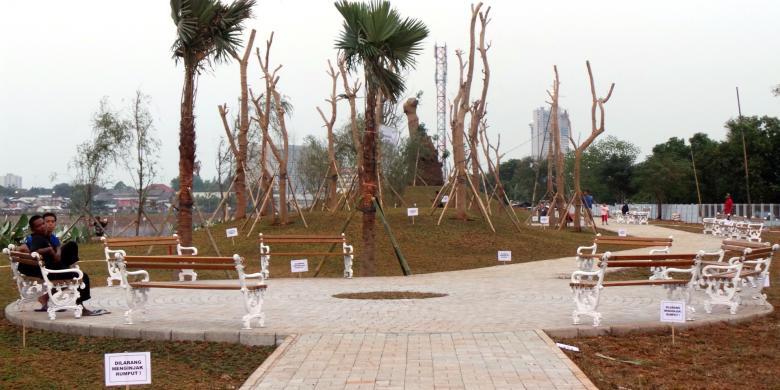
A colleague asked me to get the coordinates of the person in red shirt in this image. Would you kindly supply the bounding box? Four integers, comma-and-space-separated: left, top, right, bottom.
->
724, 193, 734, 217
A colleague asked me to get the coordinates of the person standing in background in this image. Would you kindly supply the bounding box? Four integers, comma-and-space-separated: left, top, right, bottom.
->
724, 193, 734, 219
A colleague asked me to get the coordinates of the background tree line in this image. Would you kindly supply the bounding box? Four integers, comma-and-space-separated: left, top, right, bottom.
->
498, 115, 780, 205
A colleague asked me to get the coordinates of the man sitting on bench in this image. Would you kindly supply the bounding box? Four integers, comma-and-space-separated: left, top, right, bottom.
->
25, 215, 107, 316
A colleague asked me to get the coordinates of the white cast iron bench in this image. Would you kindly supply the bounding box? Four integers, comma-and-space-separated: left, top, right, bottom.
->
699, 240, 777, 314
258, 233, 354, 279
3, 246, 85, 320
575, 234, 673, 276
114, 252, 267, 329
102, 235, 198, 286
570, 252, 701, 326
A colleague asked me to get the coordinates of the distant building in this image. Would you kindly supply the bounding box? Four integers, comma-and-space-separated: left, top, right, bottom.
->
530, 107, 571, 159
2, 173, 22, 189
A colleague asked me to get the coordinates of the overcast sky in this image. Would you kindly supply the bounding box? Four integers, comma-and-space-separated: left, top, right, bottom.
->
1, 0, 779, 188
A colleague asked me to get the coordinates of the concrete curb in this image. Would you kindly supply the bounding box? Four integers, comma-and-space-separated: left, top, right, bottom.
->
543, 303, 774, 339
4, 303, 282, 346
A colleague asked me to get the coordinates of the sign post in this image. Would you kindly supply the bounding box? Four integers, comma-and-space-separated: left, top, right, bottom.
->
660, 300, 686, 345
407, 204, 419, 224
226, 227, 238, 246
291, 259, 308, 278
104, 352, 151, 387
497, 250, 512, 263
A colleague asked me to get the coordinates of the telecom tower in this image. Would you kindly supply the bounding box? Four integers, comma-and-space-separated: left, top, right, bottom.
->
434, 43, 448, 178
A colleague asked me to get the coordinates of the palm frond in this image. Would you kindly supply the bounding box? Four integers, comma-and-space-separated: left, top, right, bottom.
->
334, 0, 428, 102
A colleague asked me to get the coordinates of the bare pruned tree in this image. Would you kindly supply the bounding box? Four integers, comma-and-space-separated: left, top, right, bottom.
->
564, 61, 615, 231
316, 59, 341, 210
450, 2, 484, 220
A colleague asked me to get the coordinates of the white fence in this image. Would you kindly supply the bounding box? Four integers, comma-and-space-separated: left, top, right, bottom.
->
601, 203, 780, 226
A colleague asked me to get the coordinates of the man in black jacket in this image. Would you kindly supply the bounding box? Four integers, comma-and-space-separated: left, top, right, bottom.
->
26, 215, 107, 316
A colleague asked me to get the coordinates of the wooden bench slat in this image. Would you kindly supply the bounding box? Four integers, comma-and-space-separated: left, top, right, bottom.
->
262, 252, 343, 257
259, 235, 343, 239
722, 240, 769, 248
124, 263, 234, 270
105, 241, 179, 247
580, 253, 696, 260
595, 240, 672, 247
571, 279, 688, 287
260, 239, 344, 244
105, 236, 179, 243
601, 260, 695, 268
705, 269, 762, 279
122, 256, 235, 263
595, 236, 672, 241
129, 281, 266, 290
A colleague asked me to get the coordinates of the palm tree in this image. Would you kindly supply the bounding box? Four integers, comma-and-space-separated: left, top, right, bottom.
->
170, 0, 255, 245
335, 0, 428, 276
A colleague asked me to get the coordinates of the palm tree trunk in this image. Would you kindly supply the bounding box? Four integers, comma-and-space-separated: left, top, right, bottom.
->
177, 64, 197, 246
361, 83, 378, 276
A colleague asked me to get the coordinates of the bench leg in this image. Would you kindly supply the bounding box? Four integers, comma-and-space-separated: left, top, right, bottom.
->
702, 278, 740, 314
47, 284, 83, 320
106, 260, 124, 287
343, 255, 354, 279
241, 289, 265, 330
124, 287, 149, 325
743, 275, 769, 307
178, 269, 198, 282
15, 280, 46, 311
571, 286, 602, 326
260, 255, 270, 280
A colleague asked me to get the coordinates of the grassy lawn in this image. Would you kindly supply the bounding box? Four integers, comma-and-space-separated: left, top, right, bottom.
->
557, 229, 780, 389
9, 192, 777, 388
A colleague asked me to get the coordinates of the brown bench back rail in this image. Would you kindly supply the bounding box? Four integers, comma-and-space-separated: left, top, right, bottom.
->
3, 246, 85, 319
570, 251, 700, 326
102, 235, 198, 286
114, 252, 267, 329
258, 233, 354, 279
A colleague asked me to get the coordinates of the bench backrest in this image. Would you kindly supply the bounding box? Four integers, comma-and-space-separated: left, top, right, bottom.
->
4, 250, 43, 268
119, 255, 238, 270
594, 234, 673, 247
258, 233, 346, 244
103, 235, 196, 260
600, 252, 698, 268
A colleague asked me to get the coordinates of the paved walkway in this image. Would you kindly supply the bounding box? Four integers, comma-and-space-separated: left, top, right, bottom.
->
5, 223, 772, 389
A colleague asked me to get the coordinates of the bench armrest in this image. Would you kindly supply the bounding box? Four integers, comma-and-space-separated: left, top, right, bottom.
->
178, 245, 198, 256
125, 270, 150, 282
243, 272, 264, 280
576, 243, 596, 256
702, 263, 740, 277
105, 248, 124, 260
649, 248, 670, 255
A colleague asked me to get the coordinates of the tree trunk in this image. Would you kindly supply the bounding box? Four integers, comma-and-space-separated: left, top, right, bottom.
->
573, 150, 583, 231
360, 82, 379, 276
233, 30, 256, 220
177, 64, 196, 246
